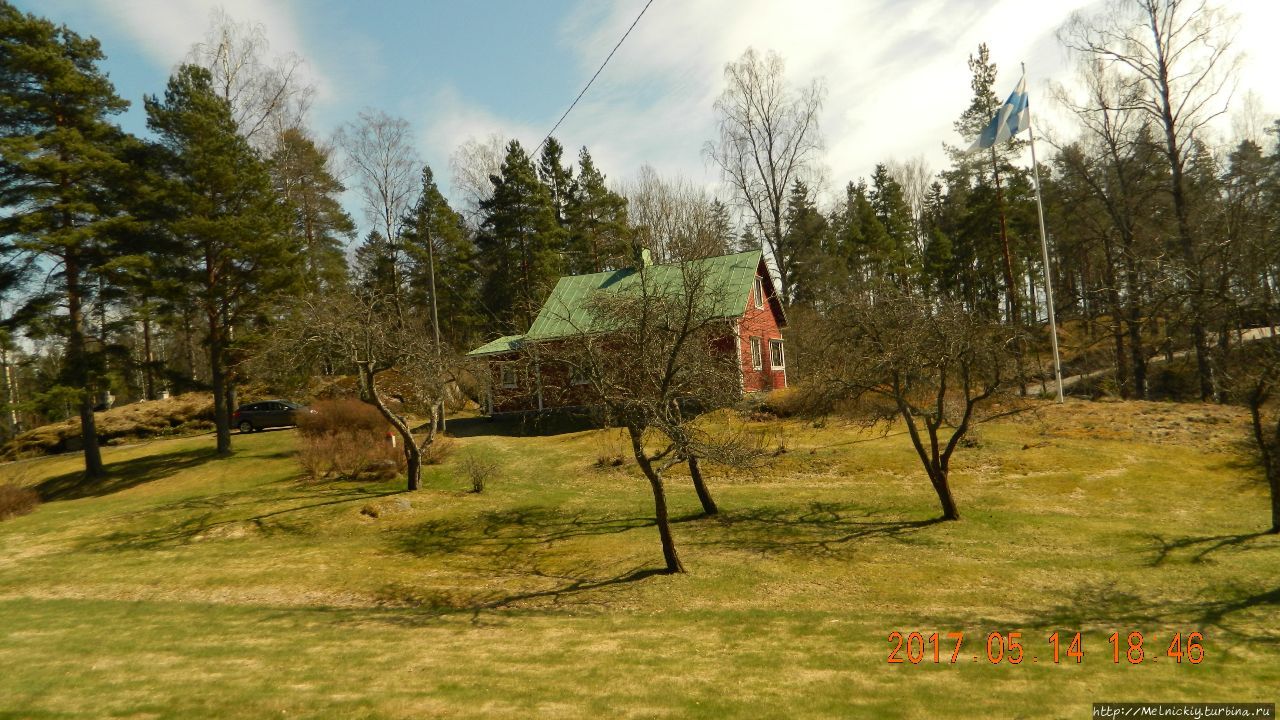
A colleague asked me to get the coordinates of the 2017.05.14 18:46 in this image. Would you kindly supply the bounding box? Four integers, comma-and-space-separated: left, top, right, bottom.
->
886, 631, 1205, 665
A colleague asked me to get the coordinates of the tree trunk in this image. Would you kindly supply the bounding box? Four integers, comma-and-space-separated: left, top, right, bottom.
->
208, 317, 231, 456
629, 426, 684, 573
928, 468, 961, 521
991, 151, 1025, 394
360, 365, 421, 491
687, 455, 718, 516
142, 311, 155, 401
65, 254, 105, 478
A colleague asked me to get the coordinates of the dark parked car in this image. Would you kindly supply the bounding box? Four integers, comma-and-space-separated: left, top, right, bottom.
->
232, 400, 308, 433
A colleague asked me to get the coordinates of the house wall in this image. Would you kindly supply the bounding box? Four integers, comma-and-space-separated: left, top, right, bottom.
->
483, 352, 597, 415
738, 274, 787, 393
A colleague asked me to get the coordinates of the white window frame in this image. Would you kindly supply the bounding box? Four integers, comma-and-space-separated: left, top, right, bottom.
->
749, 336, 763, 370
769, 338, 785, 370
500, 365, 518, 389
569, 364, 590, 386
753, 275, 765, 309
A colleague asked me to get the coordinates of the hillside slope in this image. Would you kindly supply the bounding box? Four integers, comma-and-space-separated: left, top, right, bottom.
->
0, 400, 1276, 718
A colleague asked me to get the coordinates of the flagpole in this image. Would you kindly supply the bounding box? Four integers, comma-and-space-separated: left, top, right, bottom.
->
1023, 62, 1064, 403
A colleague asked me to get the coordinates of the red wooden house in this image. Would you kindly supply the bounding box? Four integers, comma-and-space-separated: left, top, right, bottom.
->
467, 249, 787, 415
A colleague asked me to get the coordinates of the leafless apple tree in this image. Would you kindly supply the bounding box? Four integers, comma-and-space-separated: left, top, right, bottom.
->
794, 287, 1017, 521
549, 260, 771, 572
269, 289, 451, 491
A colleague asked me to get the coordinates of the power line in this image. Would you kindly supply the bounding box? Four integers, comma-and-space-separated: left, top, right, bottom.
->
532, 0, 655, 157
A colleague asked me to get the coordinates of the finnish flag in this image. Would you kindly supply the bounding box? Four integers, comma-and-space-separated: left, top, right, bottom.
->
968, 74, 1029, 152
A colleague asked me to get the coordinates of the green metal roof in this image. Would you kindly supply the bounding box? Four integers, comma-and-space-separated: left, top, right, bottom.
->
467, 250, 770, 355
527, 250, 763, 340
466, 334, 525, 357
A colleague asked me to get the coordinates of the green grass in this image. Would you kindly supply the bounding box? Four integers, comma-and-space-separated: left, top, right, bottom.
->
0, 402, 1277, 718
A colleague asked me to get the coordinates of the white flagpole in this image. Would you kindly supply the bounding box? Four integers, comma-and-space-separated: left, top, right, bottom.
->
1023, 63, 1064, 403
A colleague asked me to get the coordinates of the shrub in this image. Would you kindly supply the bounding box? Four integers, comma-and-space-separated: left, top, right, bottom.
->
760, 387, 804, 417
297, 398, 389, 439
0, 483, 39, 521
296, 398, 403, 482
458, 453, 499, 493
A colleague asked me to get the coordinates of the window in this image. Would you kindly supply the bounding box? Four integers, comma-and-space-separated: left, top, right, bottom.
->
500, 365, 518, 389
569, 364, 589, 386
749, 336, 763, 370
769, 339, 785, 369
753, 275, 765, 309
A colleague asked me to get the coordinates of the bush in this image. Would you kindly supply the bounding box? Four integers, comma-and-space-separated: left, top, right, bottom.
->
297, 398, 389, 439
0, 483, 39, 521
296, 398, 403, 482
760, 387, 804, 417
458, 453, 499, 493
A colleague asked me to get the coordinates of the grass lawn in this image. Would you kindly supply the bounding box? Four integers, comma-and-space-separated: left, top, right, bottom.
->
0, 400, 1277, 718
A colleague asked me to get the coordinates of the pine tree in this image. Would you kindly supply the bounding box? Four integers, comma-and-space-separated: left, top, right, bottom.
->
145, 64, 295, 456
564, 147, 628, 273
0, 2, 133, 478
476, 140, 566, 332
270, 128, 353, 294
402, 165, 483, 346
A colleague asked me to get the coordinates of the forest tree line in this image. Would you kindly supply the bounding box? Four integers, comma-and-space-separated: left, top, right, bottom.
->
2, 0, 1278, 474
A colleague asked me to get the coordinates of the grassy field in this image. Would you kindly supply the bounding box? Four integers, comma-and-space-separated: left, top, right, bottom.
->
0, 400, 1277, 718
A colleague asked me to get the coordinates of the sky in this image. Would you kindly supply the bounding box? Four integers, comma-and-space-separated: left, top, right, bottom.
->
21, 0, 1280, 225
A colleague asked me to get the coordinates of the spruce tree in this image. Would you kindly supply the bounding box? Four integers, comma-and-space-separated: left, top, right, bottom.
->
537, 137, 574, 230
476, 140, 565, 332
145, 64, 294, 456
402, 165, 482, 346
0, 2, 132, 478
564, 147, 628, 273
782, 180, 829, 306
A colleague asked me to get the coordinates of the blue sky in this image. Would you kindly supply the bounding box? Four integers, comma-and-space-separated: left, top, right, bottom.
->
20, 0, 1280, 232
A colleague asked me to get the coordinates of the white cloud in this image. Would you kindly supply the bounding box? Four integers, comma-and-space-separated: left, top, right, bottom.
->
64, 0, 338, 103
443, 0, 1280, 205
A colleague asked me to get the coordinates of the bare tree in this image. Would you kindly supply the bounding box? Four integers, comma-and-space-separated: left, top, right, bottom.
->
549, 260, 769, 572
187, 7, 313, 149
1053, 58, 1170, 398
336, 110, 421, 303
449, 133, 507, 228
273, 289, 449, 491
705, 47, 825, 301
795, 288, 1016, 520
886, 156, 933, 261
1229, 90, 1272, 148
626, 166, 732, 263
1062, 0, 1241, 400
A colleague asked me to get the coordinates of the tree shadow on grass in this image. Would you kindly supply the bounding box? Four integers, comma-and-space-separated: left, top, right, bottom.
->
396, 507, 658, 560
35, 446, 218, 501
692, 501, 945, 556
1145, 531, 1274, 567
371, 564, 668, 625
87, 486, 404, 551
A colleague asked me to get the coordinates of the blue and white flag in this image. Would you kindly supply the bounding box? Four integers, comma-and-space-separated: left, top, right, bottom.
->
968, 74, 1029, 152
